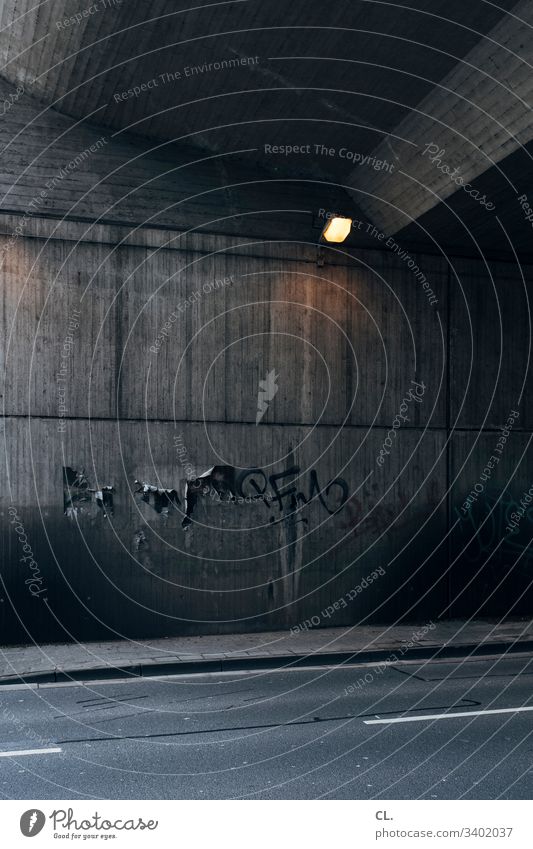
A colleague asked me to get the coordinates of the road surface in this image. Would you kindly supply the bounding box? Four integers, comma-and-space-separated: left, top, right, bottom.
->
0, 652, 532, 799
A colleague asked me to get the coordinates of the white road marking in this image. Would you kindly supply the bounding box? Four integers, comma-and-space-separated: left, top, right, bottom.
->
0, 747, 62, 757
364, 706, 533, 725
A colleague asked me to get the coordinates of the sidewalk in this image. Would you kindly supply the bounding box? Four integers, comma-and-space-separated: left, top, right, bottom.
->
1, 618, 532, 685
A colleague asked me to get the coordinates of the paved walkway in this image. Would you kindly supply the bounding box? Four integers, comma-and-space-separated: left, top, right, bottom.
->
1, 618, 532, 684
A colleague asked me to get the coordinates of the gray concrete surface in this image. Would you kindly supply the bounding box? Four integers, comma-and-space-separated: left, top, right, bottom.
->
1, 2, 532, 647
1, 619, 531, 683
0, 651, 531, 799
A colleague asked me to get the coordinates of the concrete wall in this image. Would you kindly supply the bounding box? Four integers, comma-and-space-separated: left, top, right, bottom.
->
0, 81, 531, 644
1, 211, 531, 645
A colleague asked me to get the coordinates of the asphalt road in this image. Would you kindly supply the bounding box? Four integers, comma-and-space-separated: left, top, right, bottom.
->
0, 652, 532, 799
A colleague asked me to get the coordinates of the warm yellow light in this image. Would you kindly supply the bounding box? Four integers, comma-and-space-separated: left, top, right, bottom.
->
322, 216, 352, 243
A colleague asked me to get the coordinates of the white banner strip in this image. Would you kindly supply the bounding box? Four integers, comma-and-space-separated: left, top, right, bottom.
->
0, 800, 530, 847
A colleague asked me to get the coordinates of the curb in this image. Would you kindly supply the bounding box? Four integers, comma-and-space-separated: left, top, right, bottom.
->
1, 638, 532, 686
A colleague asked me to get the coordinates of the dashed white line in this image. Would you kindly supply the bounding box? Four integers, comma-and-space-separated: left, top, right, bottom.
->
0, 747, 62, 757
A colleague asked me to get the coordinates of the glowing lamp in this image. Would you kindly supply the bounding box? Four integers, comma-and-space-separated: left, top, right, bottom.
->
321, 216, 352, 243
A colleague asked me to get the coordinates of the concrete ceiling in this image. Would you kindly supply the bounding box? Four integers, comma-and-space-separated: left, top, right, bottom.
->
0, 0, 531, 257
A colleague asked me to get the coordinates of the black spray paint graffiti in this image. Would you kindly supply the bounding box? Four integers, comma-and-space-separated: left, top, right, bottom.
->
63, 467, 114, 519
182, 465, 349, 528
63, 463, 350, 530
235, 466, 349, 526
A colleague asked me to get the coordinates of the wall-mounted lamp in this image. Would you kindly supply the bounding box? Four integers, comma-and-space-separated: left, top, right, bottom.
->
321, 216, 352, 243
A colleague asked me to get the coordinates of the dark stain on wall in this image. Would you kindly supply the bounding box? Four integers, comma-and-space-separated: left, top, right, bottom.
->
134, 480, 181, 518
63, 467, 114, 519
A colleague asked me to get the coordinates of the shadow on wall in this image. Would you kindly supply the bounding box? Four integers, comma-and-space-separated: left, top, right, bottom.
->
450, 490, 533, 617
3, 475, 531, 646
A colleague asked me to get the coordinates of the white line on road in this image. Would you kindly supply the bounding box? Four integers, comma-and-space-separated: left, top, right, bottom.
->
0, 748, 62, 757
364, 706, 533, 725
